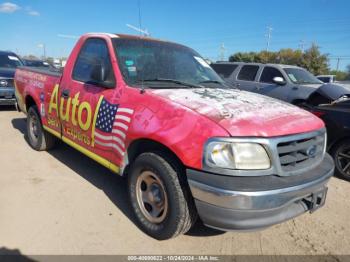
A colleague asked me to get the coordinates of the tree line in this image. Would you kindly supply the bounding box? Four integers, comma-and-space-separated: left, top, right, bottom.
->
228, 44, 350, 80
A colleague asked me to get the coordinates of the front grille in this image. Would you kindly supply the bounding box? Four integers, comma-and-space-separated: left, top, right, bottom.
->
277, 132, 325, 173
7, 79, 14, 87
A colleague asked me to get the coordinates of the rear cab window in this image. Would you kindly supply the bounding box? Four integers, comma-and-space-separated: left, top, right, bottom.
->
211, 64, 238, 78
259, 66, 284, 83
237, 65, 259, 81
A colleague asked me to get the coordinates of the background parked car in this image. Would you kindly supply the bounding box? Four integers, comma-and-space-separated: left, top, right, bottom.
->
0, 50, 24, 106
305, 86, 350, 181
23, 59, 54, 69
317, 75, 336, 83
317, 75, 350, 89
211, 62, 330, 105
211, 61, 350, 180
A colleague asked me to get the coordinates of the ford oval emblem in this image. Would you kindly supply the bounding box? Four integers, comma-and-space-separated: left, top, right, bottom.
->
306, 145, 317, 157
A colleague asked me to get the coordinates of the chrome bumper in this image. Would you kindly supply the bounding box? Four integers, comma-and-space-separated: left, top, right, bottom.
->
187, 153, 334, 231
0, 87, 16, 105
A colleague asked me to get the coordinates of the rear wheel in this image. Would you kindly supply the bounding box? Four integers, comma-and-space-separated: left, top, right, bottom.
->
27, 106, 57, 151
128, 152, 197, 240
331, 139, 350, 181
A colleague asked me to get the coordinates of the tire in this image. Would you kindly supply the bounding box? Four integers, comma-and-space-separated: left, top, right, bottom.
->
128, 152, 197, 240
330, 139, 350, 181
27, 106, 57, 151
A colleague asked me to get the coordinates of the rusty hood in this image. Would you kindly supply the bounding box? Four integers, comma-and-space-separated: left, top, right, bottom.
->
151, 88, 324, 137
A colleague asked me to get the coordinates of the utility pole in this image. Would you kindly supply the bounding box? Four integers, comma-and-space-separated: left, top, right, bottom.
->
219, 43, 226, 61
336, 58, 341, 71
38, 43, 46, 59
265, 26, 273, 52
299, 40, 305, 53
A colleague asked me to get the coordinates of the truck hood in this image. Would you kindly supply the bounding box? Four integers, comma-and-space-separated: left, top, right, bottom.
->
312, 83, 350, 101
0, 67, 16, 78
151, 88, 324, 137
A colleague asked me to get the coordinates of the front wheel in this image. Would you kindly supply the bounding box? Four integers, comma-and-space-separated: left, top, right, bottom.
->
331, 139, 350, 181
27, 106, 57, 151
128, 152, 197, 240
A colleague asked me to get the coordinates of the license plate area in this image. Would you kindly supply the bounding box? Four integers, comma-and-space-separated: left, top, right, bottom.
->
0, 91, 13, 98
303, 187, 328, 213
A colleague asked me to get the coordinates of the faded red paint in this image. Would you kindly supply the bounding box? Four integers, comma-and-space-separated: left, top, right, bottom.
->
14, 33, 325, 172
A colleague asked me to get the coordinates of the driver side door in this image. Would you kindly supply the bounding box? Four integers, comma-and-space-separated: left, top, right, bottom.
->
58, 37, 120, 170
257, 66, 290, 101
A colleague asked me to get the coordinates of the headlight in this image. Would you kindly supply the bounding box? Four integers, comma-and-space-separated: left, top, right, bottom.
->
204, 141, 271, 170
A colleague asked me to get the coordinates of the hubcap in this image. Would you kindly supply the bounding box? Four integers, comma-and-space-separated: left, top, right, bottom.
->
337, 147, 350, 176
135, 171, 168, 224
29, 113, 39, 144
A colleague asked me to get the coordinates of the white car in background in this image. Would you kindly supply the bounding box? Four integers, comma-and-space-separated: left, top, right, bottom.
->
317, 75, 350, 90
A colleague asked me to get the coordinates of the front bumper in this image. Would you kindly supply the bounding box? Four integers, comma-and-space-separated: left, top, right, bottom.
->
0, 87, 16, 105
187, 153, 334, 231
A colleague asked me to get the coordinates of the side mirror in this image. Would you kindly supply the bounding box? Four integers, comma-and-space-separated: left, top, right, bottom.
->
90, 63, 106, 83
273, 76, 286, 85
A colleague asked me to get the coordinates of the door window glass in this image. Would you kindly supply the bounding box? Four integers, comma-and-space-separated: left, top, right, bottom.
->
237, 65, 259, 81
260, 67, 284, 83
73, 38, 115, 87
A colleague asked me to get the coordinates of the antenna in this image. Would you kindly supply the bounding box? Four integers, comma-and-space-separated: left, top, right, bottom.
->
126, 24, 150, 37
130, 0, 147, 94
265, 26, 273, 52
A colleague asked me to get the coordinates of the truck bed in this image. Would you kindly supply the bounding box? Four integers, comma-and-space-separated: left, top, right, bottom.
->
18, 66, 63, 78
15, 66, 63, 114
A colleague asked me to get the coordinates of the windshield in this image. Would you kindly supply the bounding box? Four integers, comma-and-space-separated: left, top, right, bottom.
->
112, 38, 223, 88
284, 67, 323, 85
0, 54, 23, 68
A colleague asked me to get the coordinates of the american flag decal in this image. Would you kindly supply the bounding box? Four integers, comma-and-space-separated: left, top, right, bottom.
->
94, 98, 134, 157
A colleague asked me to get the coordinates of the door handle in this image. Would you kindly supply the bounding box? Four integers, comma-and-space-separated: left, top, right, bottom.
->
292, 86, 299, 90
61, 89, 70, 98
235, 83, 240, 88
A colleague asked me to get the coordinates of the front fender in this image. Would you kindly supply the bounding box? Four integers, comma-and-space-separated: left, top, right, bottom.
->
125, 98, 229, 170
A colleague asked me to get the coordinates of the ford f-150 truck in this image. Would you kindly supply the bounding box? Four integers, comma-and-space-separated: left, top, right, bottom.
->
14, 33, 334, 240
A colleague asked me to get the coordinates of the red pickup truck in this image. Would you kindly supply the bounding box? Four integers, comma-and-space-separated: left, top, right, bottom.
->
14, 33, 334, 240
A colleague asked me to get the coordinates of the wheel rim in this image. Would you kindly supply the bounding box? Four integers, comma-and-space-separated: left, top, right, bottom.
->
336, 146, 350, 176
29, 112, 39, 144
135, 170, 168, 224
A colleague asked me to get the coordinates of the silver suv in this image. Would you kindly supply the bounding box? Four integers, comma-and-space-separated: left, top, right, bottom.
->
211, 62, 349, 105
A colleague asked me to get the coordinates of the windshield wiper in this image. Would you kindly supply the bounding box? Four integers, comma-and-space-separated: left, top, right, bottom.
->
199, 80, 228, 87
138, 78, 204, 89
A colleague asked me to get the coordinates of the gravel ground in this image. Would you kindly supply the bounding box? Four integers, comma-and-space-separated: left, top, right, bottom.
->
0, 107, 349, 256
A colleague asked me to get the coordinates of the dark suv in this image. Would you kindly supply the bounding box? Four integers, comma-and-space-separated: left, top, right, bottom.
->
0, 51, 24, 106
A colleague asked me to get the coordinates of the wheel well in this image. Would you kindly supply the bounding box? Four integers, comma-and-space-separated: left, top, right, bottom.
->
329, 136, 350, 154
25, 95, 36, 112
291, 99, 307, 106
124, 139, 185, 176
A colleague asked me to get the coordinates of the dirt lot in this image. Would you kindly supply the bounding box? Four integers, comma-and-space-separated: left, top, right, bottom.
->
0, 107, 349, 256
